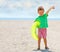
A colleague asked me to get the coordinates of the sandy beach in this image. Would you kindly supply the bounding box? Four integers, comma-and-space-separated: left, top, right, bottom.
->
0, 20, 60, 52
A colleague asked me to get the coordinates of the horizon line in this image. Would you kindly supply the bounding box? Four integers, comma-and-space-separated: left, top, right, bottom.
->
0, 18, 60, 20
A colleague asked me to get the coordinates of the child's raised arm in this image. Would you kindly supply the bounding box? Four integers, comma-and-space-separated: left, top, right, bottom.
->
46, 6, 55, 14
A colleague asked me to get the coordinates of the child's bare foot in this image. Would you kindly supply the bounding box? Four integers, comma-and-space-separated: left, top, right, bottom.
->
45, 47, 49, 49
37, 48, 40, 50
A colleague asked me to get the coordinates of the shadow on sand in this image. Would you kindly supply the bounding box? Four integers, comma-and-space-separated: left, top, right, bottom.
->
33, 49, 52, 52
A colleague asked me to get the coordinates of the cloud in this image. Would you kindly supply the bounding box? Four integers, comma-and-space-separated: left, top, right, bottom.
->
0, 0, 60, 9
6, 2, 22, 9
7, 1, 37, 9
0, 0, 38, 10
0, 0, 6, 6
0, 0, 60, 18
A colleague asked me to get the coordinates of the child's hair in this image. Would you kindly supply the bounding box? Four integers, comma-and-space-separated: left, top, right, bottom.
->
38, 6, 44, 12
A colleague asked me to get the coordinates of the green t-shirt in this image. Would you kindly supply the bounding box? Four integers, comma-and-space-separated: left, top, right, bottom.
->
35, 13, 48, 28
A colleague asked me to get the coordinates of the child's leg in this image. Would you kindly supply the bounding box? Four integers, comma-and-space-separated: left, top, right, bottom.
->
38, 37, 41, 49
38, 28, 41, 49
43, 38, 49, 49
43, 28, 49, 49
43, 38, 47, 47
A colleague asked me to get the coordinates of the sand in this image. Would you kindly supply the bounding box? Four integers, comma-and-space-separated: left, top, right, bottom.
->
0, 20, 60, 52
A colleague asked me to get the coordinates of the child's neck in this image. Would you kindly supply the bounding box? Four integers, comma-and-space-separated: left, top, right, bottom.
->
39, 14, 43, 16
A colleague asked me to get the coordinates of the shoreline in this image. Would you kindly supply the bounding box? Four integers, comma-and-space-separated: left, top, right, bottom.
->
0, 18, 60, 20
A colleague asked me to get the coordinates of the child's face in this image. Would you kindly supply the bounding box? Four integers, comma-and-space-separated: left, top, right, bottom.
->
38, 10, 44, 16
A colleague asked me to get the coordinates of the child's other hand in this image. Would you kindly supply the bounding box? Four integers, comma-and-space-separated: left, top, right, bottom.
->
50, 6, 55, 9
46, 6, 55, 14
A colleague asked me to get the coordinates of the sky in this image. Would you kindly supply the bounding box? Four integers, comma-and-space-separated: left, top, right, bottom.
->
0, 0, 60, 19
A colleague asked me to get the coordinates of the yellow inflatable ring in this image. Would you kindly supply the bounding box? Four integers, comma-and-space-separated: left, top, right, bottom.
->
31, 21, 40, 40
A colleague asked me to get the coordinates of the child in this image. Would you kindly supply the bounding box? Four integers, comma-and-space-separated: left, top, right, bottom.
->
34, 6, 55, 50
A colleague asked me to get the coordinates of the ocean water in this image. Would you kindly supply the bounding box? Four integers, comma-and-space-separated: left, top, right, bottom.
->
0, 18, 60, 20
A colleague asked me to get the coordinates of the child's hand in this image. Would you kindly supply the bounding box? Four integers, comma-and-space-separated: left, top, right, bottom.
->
46, 6, 55, 14
50, 6, 55, 9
